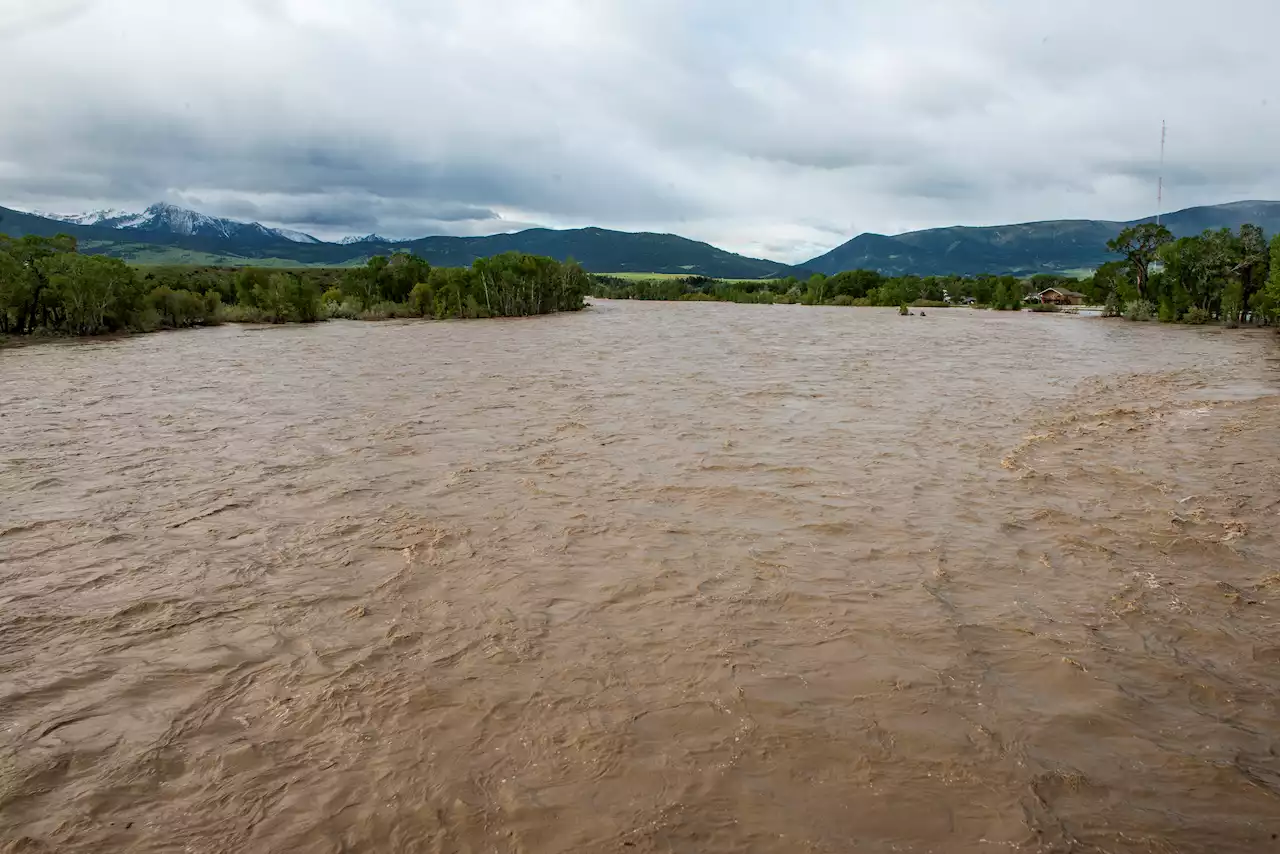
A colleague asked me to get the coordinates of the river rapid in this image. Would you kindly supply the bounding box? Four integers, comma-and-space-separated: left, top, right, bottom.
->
2, 301, 1279, 853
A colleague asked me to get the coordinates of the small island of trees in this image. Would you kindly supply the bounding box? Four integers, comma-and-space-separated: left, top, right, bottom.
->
0, 234, 589, 340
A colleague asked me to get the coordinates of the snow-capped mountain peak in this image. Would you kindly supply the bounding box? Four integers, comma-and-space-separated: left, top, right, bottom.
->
339, 233, 399, 245
36, 208, 146, 228
135, 203, 239, 238
31, 203, 321, 245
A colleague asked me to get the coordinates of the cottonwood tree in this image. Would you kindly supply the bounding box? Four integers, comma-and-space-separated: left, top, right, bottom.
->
1107, 223, 1173, 300
1233, 223, 1270, 310
0, 234, 77, 333
1259, 233, 1280, 323
44, 254, 139, 335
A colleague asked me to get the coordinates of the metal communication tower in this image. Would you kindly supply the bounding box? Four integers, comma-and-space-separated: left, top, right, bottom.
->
1157, 120, 1166, 224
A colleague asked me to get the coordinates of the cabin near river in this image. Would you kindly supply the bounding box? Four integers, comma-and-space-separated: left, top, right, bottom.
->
1034, 287, 1087, 306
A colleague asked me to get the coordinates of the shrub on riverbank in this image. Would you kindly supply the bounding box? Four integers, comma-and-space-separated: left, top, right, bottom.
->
1183, 306, 1211, 325
1124, 299, 1156, 321
146, 285, 220, 328
324, 300, 361, 320
0, 234, 588, 340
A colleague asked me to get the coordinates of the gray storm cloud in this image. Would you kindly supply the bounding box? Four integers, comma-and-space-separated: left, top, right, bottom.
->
0, 0, 1277, 260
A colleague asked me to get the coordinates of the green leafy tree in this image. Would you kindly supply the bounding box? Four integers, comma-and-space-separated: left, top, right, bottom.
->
1259, 233, 1280, 324
1107, 223, 1173, 300
992, 281, 1009, 310
146, 286, 205, 328
284, 273, 322, 323
408, 281, 435, 317
1233, 223, 1269, 310
827, 269, 883, 300
803, 274, 828, 305
382, 252, 430, 303
0, 234, 77, 333
1158, 226, 1271, 321
0, 244, 26, 334
342, 265, 381, 310
235, 268, 269, 307
1221, 281, 1244, 328
253, 274, 292, 322
1159, 236, 1211, 313
999, 276, 1022, 309
1086, 260, 1130, 306
44, 255, 141, 335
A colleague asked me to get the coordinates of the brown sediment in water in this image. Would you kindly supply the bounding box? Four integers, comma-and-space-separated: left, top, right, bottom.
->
1, 304, 1278, 853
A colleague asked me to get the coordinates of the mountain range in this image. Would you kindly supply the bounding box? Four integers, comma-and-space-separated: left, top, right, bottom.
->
2, 199, 1278, 278
36, 203, 324, 245
0, 203, 796, 278
804, 200, 1280, 276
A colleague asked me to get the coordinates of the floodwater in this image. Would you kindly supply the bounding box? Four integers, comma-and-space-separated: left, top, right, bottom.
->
2, 301, 1279, 853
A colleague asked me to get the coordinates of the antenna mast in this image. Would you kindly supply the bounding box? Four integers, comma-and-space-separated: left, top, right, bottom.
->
1157, 120, 1166, 224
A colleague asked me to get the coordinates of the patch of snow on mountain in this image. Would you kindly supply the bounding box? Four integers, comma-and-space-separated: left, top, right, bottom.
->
36, 209, 134, 226
101, 211, 150, 228
271, 227, 321, 244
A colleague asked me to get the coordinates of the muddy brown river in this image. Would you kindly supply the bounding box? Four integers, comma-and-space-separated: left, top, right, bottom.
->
2, 300, 1279, 853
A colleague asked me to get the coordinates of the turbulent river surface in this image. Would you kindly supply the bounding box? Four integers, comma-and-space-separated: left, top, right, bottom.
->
2, 300, 1279, 853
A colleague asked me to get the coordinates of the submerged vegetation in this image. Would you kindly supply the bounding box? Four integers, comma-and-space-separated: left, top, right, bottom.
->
593, 221, 1280, 328
0, 234, 589, 339
591, 270, 1102, 308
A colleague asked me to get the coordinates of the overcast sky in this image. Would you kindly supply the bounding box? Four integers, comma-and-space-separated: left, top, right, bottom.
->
1, 0, 1277, 261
